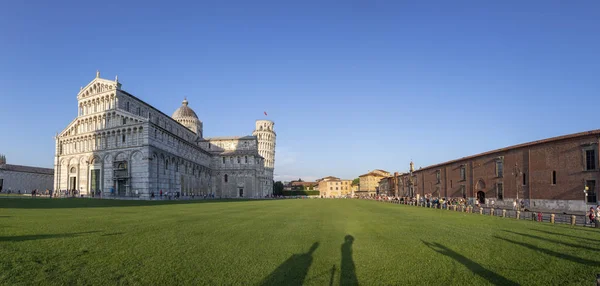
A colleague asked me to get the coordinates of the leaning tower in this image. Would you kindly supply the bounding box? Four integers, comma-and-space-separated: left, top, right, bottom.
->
253, 120, 276, 194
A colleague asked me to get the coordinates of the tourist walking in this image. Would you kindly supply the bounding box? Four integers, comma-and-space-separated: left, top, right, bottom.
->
588, 207, 596, 226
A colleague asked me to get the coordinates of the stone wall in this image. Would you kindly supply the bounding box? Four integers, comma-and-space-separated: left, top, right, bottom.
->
0, 169, 53, 193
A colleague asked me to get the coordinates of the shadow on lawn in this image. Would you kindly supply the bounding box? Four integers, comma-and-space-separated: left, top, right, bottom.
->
101, 232, 124, 237
0, 198, 276, 209
261, 242, 319, 286
422, 241, 519, 286
495, 236, 600, 265
0, 231, 101, 242
341, 235, 358, 286
531, 229, 600, 243
503, 230, 600, 252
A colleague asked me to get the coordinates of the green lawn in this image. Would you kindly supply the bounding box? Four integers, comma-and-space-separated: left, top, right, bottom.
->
1, 198, 599, 285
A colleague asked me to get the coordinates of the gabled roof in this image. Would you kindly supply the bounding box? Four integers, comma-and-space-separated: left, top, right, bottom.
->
359, 171, 389, 178
0, 164, 53, 175
412, 129, 600, 173
291, 181, 317, 187
317, 176, 340, 182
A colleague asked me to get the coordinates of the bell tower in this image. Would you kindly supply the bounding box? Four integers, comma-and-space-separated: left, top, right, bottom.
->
253, 120, 276, 192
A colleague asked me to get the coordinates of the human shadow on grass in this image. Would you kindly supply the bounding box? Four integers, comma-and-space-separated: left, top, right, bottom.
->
260, 242, 319, 286
503, 230, 600, 252
421, 240, 519, 286
0, 231, 101, 242
101, 232, 124, 237
0, 198, 278, 209
495, 236, 600, 265
531, 229, 600, 243
537, 223, 600, 234
341, 235, 358, 286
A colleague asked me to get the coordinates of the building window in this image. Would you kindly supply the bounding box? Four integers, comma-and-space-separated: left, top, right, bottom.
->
330, 187, 332, 190
436, 171, 440, 184
237, 157, 241, 164
586, 149, 596, 170
497, 183, 503, 200
126, 102, 130, 111
523, 173, 527, 186
122, 118, 127, 125
460, 166, 466, 181
496, 160, 504, 178
460, 185, 466, 199
224, 174, 228, 183
552, 171, 556, 185
245, 156, 248, 163
586, 180, 596, 203
122, 134, 125, 143
450, 180, 453, 188
222, 157, 225, 164
336, 187, 338, 190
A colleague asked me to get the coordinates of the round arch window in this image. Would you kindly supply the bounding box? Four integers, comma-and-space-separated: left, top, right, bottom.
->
70, 167, 77, 174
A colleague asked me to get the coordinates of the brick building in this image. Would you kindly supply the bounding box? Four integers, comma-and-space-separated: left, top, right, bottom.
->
397, 130, 600, 212
378, 172, 402, 197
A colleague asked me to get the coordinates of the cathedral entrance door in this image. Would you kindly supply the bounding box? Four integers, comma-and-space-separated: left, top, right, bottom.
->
477, 191, 485, 204
117, 179, 127, 197
69, 177, 77, 191
239, 188, 244, 198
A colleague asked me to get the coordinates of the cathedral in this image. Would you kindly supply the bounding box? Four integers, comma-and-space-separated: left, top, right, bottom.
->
53, 71, 276, 198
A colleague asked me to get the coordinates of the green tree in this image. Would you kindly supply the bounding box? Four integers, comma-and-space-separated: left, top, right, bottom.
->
352, 178, 360, 186
273, 181, 284, 196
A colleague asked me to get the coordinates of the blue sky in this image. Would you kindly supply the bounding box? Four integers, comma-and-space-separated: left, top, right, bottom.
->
0, 1, 598, 182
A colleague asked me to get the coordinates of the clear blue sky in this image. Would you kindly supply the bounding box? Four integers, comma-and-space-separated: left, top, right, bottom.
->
0, 1, 598, 182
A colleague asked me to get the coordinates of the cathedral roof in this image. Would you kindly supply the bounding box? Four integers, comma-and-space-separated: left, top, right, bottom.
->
172, 98, 198, 119
0, 164, 54, 175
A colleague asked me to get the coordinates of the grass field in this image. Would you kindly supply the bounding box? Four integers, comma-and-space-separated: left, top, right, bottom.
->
1, 198, 599, 285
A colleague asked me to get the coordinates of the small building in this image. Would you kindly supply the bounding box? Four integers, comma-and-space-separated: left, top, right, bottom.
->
0, 155, 54, 193
378, 172, 403, 197
290, 180, 318, 191
358, 169, 390, 196
317, 176, 352, 197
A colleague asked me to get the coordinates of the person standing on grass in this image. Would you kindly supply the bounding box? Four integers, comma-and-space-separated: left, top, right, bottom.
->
589, 207, 596, 225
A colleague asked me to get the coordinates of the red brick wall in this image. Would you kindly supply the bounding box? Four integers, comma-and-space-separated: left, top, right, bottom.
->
399, 134, 600, 204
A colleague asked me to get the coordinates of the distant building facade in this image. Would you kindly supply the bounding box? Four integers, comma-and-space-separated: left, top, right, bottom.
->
378, 172, 402, 197
397, 130, 600, 212
317, 176, 352, 197
0, 155, 53, 193
53, 72, 275, 198
358, 169, 390, 195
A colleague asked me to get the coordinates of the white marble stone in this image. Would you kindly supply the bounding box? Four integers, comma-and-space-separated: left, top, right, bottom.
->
54, 73, 275, 198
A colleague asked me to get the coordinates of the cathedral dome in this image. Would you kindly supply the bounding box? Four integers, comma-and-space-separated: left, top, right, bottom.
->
172, 98, 198, 119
